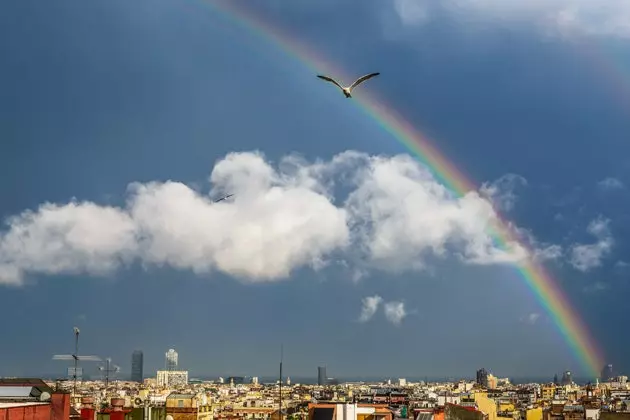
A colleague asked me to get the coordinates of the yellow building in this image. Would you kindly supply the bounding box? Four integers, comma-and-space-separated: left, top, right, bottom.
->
472, 392, 497, 420
165, 393, 212, 420
540, 386, 556, 401
525, 407, 543, 420
497, 400, 516, 420
497, 402, 515, 413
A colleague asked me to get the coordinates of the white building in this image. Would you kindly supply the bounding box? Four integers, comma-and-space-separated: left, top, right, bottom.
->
165, 349, 178, 370
157, 370, 188, 388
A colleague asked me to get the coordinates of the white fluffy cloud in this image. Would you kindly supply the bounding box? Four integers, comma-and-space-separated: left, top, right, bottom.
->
358, 295, 383, 322
358, 295, 409, 325
0, 202, 138, 285
511, 225, 564, 263
392, 0, 630, 38
569, 217, 613, 272
534, 244, 564, 262
480, 174, 528, 212
0, 151, 528, 285
345, 154, 526, 271
0, 152, 349, 284
383, 301, 408, 325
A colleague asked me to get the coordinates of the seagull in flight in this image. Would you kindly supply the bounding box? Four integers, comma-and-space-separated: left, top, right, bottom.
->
316, 72, 380, 98
214, 193, 234, 203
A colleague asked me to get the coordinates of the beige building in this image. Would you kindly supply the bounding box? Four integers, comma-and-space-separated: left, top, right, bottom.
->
166, 393, 212, 420
157, 371, 189, 388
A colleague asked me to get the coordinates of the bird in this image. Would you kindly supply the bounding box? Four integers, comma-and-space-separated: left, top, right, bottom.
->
214, 193, 234, 203
316, 72, 380, 98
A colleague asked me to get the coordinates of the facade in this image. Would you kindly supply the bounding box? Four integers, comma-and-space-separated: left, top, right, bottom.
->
166, 349, 178, 371
541, 385, 557, 401
157, 371, 189, 388
165, 393, 212, 420
308, 403, 392, 420
131, 351, 144, 383
445, 404, 487, 420
487, 375, 498, 390
476, 370, 488, 388
318, 367, 327, 386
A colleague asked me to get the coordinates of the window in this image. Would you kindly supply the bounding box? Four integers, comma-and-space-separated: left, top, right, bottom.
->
178, 400, 184, 408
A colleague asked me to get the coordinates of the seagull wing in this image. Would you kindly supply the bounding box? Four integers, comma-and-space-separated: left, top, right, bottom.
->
214, 193, 234, 203
317, 75, 345, 91
349, 72, 380, 91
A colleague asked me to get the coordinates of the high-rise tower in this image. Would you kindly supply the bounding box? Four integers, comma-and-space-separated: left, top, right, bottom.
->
601, 364, 614, 382
131, 350, 143, 383
165, 349, 178, 371
561, 371, 572, 385
476, 368, 489, 388
318, 366, 327, 386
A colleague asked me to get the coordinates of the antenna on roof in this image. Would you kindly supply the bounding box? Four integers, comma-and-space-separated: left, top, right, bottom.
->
279, 344, 283, 420
52, 327, 102, 395
98, 357, 120, 390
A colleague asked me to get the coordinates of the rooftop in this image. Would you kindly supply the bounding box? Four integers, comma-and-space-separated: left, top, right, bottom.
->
0, 402, 48, 408
167, 393, 196, 399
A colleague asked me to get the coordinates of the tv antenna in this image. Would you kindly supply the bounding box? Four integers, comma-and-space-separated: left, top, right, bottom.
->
279, 344, 284, 420
99, 357, 120, 389
52, 327, 102, 395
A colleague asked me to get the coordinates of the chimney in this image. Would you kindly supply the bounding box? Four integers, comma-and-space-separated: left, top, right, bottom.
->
110, 397, 126, 420
51, 392, 71, 420
81, 396, 96, 420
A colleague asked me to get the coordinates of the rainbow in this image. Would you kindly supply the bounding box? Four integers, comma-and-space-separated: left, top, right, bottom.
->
201, 0, 605, 378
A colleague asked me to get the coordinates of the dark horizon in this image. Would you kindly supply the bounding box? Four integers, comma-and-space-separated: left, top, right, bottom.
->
12, 373, 603, 387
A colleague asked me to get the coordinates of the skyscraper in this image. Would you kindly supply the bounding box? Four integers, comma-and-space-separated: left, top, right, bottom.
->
476, 368, 488, 388
165, 349, 178, 371
561, 371, 572, 385
601, 364, 614, 382
318, 366, 327, 386
131, 350, 143, 383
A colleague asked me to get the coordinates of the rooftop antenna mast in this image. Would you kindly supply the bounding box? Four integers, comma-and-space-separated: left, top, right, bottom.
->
52, 327, 102, 395
99, 358, 120, 390
279, 344, 283, 420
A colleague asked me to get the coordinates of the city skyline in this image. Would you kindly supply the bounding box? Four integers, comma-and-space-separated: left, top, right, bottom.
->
2, 364, 629, 420
1, 0, 629, 378
23, 339, 627, 384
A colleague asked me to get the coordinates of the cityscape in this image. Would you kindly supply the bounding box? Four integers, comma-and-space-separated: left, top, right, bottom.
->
0, 340, 629, 420
2, 0, 630, 419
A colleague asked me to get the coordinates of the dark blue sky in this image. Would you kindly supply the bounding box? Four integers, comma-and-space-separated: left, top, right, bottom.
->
1, 0, 629, 381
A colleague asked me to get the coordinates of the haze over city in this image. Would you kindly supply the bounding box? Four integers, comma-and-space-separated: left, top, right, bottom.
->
1, 0, 630, 383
